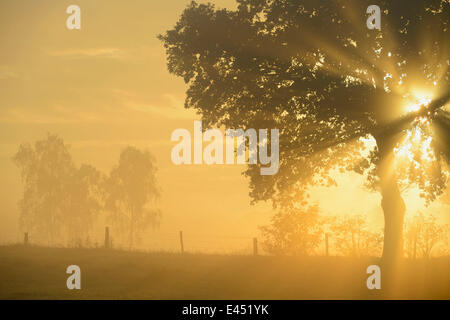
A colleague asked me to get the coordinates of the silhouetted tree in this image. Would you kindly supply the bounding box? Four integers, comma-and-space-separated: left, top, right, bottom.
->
260, 205, 323, 255
160, 0, 449, 262
330, 215, 383, 257
64, 164, 103, 243
105, 147, 161, 249
404, 212, 448, 258
13, 134, 102, 244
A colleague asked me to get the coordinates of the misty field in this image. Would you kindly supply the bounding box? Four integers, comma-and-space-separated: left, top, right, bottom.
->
0, 246, 448, 300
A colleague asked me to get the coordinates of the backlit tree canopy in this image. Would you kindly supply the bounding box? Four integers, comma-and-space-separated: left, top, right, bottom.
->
13, 134, 103, 244
105, 147, 161, 249
159, 0, 449, 260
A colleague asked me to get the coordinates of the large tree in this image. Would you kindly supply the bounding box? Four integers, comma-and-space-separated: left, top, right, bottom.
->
160, 0, 449, 262
105, 147, 161, 249
13, 134, 102, 244
260, 205, 323, 255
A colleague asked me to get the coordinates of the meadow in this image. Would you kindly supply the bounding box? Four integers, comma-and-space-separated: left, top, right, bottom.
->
0, 246, 448, 300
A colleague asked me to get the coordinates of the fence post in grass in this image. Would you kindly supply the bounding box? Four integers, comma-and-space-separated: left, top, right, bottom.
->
179, 231, 184, 254
325, 233, 329, 257
105, 226, 110, 249
24, 232, 29, 246
253, 237, 258, 256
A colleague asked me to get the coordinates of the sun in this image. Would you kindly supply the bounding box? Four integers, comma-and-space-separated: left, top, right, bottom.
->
395, 88, 437, 169
394, 126, 434, 163
405, 91, 433, 113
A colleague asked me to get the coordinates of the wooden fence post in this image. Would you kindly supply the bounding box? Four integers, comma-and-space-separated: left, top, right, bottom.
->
179, 231, 184, 254
253, 237, 258, 256
24, 232, 29, 246
325, 233, 329, 257
105, 227, 110, 249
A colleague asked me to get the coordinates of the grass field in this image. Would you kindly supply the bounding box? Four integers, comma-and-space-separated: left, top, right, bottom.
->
0, 245, 448, 299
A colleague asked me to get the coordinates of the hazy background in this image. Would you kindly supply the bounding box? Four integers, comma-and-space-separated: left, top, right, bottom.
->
0, 0, 448, 253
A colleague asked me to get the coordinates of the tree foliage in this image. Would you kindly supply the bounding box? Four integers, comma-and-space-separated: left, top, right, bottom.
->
260, 209, 384, 257
260, 205, 323, 255
330, 215, 383, 257
105, 146, 161, 249
13, 134, 102, 244
404, 212, 448, 258
159, 0, 449, 206
13, 136, 161, 248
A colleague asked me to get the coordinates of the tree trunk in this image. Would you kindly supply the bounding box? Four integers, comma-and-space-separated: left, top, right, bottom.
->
379, 164, 405, 262
374, 133, 406, 264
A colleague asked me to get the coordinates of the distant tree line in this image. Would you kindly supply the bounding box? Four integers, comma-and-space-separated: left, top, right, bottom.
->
404, 212, 449, 259
260, 207, 448, 258
13, 134, 161, 248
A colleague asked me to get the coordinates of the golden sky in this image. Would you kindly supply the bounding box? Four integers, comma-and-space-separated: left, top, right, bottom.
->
0, 0, 448, 252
